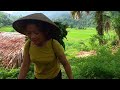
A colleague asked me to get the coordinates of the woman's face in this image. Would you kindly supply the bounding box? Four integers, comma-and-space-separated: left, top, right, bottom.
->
25, 24, 46, 46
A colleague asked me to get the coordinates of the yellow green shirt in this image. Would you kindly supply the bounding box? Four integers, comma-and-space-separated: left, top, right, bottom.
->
23, 39, 64, 79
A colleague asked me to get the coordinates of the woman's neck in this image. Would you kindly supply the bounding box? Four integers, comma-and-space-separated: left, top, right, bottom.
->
32, 38, 51, 47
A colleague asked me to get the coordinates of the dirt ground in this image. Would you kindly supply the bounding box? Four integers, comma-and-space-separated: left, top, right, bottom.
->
76, 50, 97, 58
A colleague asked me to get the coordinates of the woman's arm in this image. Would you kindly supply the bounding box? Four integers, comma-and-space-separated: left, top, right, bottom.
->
52, 39, 73, 79
58, 53, 73, 79
18, 53, 31, 79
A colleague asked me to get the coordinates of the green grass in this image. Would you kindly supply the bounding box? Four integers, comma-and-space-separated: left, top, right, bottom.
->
0, 27, 119, 79
66, 28, 116, 41
62, 28, 120, 79
69, 47, 120, 79
0, 26, 15, 32
67, 28, 97, 39
64, 28, 117, 58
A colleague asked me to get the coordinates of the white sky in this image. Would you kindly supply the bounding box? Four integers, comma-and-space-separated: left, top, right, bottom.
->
1, 11, 70, 18
2, 11, 51, 14
2, 11, 14, 14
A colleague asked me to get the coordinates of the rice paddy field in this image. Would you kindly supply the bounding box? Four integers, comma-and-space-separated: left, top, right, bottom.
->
0, 27, 120, 79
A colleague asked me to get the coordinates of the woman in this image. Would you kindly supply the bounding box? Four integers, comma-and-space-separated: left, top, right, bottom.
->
12, 13, 73, 79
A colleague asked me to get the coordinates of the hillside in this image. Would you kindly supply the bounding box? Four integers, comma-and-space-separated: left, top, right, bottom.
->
3, 11, 70, 19
52, 11, 96, 29
1, 11, 96, 29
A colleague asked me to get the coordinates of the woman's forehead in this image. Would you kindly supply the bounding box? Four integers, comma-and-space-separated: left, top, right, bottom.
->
26, 24, 41, 31
26, 24, 38, 28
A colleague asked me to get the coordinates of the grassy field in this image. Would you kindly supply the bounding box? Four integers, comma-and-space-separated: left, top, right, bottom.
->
0, 26, 120, 79
67, 28, 97, 40
0, 26, 15, 32
0, 26, 116, 38
64, 28, 117, 59
66, 28, 116, 40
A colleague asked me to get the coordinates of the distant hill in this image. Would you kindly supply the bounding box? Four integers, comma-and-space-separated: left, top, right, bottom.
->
2, 11, 96, 29
7, 11, 70, 19
52, 11, 96, 29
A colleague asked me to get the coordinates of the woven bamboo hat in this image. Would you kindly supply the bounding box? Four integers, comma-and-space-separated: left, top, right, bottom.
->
12, 13, 59, 35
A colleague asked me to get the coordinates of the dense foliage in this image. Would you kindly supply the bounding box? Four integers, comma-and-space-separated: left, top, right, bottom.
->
1, 11, 120, 79
53, 11, 96, 29
53, 22, 68, 50
0, 29, 120, 79
0, 12, 19, 27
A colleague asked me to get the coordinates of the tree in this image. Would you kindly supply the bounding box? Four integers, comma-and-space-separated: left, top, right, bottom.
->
95, 11, 104, 45
103, 11, 111, 33
71, 11, 89, 20
53, 11, 95, 29
111, 11, 120, 41
70, 11, 105, 45
0, 12, 17, 27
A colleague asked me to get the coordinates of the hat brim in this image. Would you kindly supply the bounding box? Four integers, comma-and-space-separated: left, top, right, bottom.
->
12, 19, 60, 35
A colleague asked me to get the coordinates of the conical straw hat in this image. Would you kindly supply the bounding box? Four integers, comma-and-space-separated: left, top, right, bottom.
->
12, 13, 59, 34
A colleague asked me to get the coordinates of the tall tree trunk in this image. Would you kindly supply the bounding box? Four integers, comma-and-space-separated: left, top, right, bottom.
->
95, 11, 104, 45
115, 29, 120, 45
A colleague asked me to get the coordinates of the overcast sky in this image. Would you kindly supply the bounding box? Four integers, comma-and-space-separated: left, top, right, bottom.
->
1, 11, 70, 19
3, 11, 14, 14
2, 11, 70, 14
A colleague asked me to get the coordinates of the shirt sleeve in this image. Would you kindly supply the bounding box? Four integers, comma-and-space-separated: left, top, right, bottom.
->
23, 39, 31, 56
52, 39, 64, 57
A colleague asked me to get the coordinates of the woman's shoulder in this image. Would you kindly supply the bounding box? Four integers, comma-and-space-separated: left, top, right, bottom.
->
51, 39, 64, 54
52, 39, 59, 44
52, 39, 61, 46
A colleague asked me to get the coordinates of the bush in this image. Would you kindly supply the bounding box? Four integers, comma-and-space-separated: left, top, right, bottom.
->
26, 63, 34, 79
65, 40, 91, 52
69, 47, 120, 79
1, 47, 120, 79
0, 63, 34, 79
89, 34, 118, 49
0, 68, 19, 79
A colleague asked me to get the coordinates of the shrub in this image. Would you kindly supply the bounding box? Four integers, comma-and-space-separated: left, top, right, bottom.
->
69, 47, 120, 79
0, 68, 19, 79
0, 63, 34, 79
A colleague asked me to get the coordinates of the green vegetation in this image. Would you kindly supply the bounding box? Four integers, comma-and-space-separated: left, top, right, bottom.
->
53, 11, 96, 29
1, 11, 120, 79
0, 65, 34, 79
0, 12, 20, 27
0, 68, 19, 79
63, 47, 120, 79
66, 28, 97, 40
0, 27, 120, 79
0, 26, 15, 32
